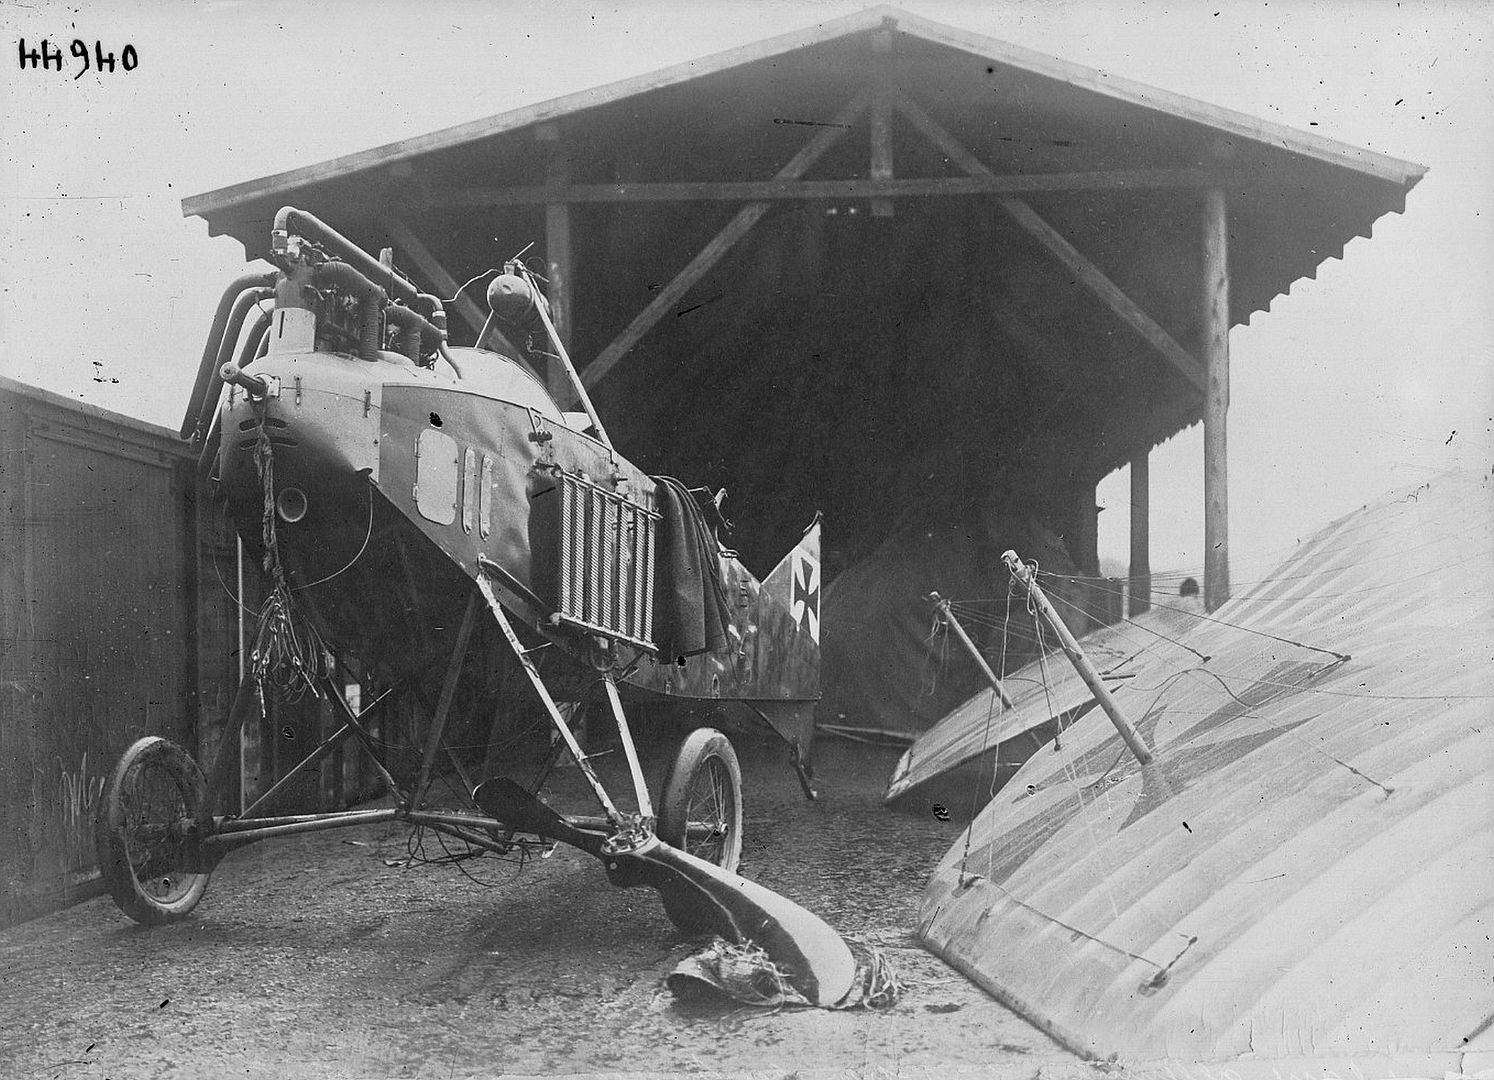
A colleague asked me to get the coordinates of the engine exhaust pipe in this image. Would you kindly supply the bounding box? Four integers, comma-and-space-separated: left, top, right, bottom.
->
182, 271, 277, 440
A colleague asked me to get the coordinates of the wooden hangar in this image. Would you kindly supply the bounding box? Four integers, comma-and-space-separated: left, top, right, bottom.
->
183, 4, 1423, 618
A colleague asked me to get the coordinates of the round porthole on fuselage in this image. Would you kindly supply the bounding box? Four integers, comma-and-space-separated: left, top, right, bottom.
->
276, 486, 308, 524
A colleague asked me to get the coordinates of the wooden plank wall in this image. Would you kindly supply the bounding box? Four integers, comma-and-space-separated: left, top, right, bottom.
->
0, 379, 378, 927
0, 383, 200, 924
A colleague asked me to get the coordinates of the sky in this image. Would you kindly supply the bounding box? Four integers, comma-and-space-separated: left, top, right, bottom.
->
1, 0, 1490, 585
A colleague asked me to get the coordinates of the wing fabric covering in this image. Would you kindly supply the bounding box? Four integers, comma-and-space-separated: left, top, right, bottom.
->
915, 471, 1494, 1067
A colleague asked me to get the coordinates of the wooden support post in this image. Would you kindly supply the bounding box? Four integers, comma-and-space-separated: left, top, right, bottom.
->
1069, 485, 1100, 638
1003, 552, 1153, 765
869, 28, 895, 217
1075, 483, 1100, 576
1129, 450, 1151, 617
583, 87, 871, 389
539, 123, 574, 403
1202, 187, 1230, 612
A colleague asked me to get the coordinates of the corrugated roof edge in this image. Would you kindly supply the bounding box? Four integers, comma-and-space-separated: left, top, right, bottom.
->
181, 4, 1426, 221
0, 373, 186, 453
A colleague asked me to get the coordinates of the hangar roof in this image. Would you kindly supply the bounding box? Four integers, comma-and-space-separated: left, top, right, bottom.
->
183, 5, 1425, 570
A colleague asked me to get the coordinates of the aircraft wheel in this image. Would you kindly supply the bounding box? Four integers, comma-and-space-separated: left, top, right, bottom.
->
95, 737, 211, 924
656, 728, 743, 934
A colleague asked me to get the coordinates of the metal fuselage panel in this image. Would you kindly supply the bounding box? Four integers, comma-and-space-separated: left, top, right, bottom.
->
218, 346, 816, 704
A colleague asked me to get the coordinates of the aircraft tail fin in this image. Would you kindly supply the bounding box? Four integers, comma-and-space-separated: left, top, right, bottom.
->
762, 512, 821, 645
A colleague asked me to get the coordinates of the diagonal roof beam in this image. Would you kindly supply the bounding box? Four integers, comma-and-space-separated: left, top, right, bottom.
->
582, 86, 872, 389
894, 90, 1206, 393
382, 216, 487, 337
383, 216, 526, 358
989, 295, 1078, 391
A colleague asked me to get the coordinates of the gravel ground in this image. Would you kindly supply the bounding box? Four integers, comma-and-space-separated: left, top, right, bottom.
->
0, 734, 1081, 1079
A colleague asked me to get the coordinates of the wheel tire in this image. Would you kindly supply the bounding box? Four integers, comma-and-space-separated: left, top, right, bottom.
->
656, 728, 743, 934
95, 737, 211, 924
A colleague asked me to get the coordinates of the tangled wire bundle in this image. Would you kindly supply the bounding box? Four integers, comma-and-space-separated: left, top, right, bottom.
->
249, 401, 329, 701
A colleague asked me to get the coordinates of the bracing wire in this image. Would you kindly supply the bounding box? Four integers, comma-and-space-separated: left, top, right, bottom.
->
1035, 571, 1350, 663
439, 267, 505, 305
1039, 586, 1213, 664
249, 398, 329, 701
958, 586, 1013, 886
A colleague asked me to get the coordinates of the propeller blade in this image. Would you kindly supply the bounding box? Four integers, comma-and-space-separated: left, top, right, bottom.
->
609, 836, 856, 1007
473, 777, 856, 1006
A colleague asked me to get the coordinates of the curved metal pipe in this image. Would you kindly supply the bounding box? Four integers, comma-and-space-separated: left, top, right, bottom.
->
195, 410, 222, 480
412, 292, 449, 331
181, 270, 277, 439
274, 207, 419, 305
237, 310, 272, 369
313, 260, 384, 361
192, 285, 274, 446
385, 303, 445, 364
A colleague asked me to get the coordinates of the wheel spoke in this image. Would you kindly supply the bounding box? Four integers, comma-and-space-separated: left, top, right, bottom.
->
119, 755, 200, 904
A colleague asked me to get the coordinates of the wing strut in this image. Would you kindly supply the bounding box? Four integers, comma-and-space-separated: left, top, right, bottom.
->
474, 571, 625, 825
472, 570, 858, 1006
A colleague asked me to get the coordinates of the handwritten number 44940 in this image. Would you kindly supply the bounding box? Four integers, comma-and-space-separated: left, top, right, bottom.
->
18, 39, 138, 79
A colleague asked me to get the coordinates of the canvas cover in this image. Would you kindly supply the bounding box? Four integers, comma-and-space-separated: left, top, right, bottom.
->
819, 506, 1085, 739
915, 471, 1494, 1071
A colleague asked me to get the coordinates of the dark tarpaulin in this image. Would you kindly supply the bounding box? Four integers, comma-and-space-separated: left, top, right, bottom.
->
650, 476, 733, 662
819, 503, 1079, 738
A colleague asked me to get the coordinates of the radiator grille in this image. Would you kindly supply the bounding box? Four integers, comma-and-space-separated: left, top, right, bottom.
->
556, 473, 657, 650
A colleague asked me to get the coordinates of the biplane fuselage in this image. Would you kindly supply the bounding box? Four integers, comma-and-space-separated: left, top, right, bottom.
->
97, 210, 855, 1008
216, 339, 820, 739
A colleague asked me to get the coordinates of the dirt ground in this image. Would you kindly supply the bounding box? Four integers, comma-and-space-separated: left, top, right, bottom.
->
0, 735, 1084, 1080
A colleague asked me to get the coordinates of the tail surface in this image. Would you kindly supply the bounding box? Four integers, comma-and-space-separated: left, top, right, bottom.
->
763, 512, 821, 645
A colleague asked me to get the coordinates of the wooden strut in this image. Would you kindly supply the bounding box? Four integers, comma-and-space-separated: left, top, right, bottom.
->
435, 170, 1216, 208
411, 590, 479, 810
601, 675, 654, 820
519, 262, 613, 451
1002, 550, 1155, 766
473, 571, 624, 824
929, 592, 1015, 710
321, 675, 409, 804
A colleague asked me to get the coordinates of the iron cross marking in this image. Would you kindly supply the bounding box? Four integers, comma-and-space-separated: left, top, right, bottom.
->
793, 560, 819, 638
